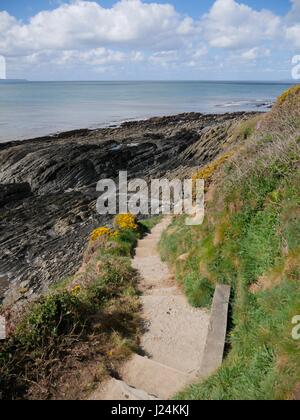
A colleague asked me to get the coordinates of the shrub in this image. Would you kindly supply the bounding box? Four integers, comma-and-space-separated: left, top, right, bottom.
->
0, 215, 165, 399
277, 84, 300, 105
192, 152, 234, 181
0, 216, 146, 400
91, 226, 117, 241
114, 214, 138, 231
15, 291, 89, 349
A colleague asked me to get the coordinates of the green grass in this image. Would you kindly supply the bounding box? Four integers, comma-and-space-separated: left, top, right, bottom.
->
160, 91, 300, 400
177, 278, 300, 400
163, 169, 300, 400
139, 215, 163, 232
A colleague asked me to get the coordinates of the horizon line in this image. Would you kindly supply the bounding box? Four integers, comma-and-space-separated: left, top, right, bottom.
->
1, 79, 296, 83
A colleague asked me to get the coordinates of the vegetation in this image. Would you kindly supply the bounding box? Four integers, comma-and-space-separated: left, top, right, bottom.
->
192, 152, 234, 182
0, 215, 160, 400
114, 214, 139, 231
90, 226, 118, 241
277, 84, 300, 105
160, 86, 300, 400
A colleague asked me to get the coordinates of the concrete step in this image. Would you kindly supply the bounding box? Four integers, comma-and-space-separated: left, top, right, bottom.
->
147, 234, 162, 240
120, 354, 193, 400
138, 276, 174, 292
91, 378, 158, 400
132, 260, 172, 286
135, 248, 158, 257
150, 226, 168, 233
142, 286, 180, 296
138, 237, 160, 245
141, 295, 209, 374
137, 239, 159, 248
132, 255, 165, 268
145, 229, 163, 236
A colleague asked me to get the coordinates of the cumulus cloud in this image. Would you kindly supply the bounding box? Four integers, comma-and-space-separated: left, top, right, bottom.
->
0, 0, 297, 78
201, 0, 280, 48
149, 50, 179, 65
287, 0, 300, 22
0, 0, 196, 55
286, 24, 300, 48
57, 48, 126, 65
285, 0, 300, 47
241, 47, 271, 61
148, 45, 208, 67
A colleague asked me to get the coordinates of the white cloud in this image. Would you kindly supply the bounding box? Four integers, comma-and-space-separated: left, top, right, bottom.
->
147, 45, 208, 69
177, 17, 197, 35
285, 0, 300, 48
150, 50, 178, 62
0, 0, 297, 79
241, 47, 271, 61
202, 0, 280, 49
0, 0, 195, 56
0, 11, 18, 32
191, 46, 208, 60
59, 48, 127, 66
286, 24, 300, 48
287, 0, 300, 22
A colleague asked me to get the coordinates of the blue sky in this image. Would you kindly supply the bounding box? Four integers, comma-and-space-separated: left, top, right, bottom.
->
0, 1, 292, 20
0, 0, 299, 80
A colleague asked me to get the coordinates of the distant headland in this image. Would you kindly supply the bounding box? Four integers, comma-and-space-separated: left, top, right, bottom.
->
0, 79, 28, 83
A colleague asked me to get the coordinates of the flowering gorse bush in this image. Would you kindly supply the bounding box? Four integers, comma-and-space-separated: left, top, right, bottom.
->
192, 152, 234, 181
91, 214, 138, 242
91, 227, 118, 241
114, 214, 138, 231
71, 285, 81, 296
277, 84, 300, 105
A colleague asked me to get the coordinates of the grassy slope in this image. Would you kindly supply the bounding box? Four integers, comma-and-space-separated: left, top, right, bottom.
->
160, 87, 300, 400
0, 217, 160, 400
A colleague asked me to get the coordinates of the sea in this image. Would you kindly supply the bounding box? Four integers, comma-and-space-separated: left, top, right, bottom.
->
0, 80, 294, 143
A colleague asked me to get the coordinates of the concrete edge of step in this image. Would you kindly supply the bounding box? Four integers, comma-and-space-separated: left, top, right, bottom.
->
198, 284, 231, 380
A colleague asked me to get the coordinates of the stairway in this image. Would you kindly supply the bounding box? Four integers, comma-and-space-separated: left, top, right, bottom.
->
89, 218, 210, 400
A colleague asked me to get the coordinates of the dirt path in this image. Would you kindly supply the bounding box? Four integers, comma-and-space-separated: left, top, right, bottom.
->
90, 217, 210, 400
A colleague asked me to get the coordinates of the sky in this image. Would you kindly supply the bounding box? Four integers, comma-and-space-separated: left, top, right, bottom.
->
0, 0, 299, 80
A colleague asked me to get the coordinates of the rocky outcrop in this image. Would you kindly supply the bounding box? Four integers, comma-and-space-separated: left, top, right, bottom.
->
0, 183, 32, 207
0, 112, 256, 307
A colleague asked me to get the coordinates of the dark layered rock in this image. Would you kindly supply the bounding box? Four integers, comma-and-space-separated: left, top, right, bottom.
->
0, 112, 256, 307
0, 183, 32, 207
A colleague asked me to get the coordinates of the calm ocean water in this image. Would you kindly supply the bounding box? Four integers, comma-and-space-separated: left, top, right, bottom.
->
0, 81, 293, 143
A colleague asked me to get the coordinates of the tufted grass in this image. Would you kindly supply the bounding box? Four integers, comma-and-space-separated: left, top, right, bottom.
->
160, 87, 300, 400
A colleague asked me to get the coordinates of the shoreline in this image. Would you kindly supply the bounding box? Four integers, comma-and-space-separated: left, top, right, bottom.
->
1, 78, 292, 144
0, 110, 262, 149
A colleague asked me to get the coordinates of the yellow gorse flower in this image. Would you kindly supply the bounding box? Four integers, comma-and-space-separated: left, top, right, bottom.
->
91, 215, 137, 242
192, 152, 234, 181
114, 214, 138, 231
71, 285, 81, 296
277, 85, 300, 106
91, 227, 118, 241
